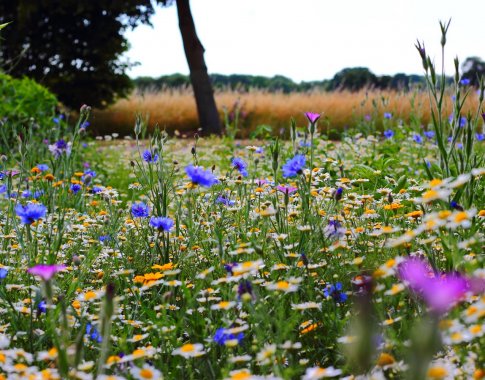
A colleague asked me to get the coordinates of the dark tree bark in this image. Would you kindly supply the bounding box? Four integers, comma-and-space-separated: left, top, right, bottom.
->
176, 0, 221, 135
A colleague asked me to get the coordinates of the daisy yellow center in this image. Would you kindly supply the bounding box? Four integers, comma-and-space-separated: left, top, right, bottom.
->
454, 212, 468, 223
276, 281, 289, 290
218, 301, 230, 309
139, 369, 154, 379
181, 344, 194, 353
231, 371, 251, 380
423, 190, 438, 200
84, 291, 97, 301
427, 366, 448, 379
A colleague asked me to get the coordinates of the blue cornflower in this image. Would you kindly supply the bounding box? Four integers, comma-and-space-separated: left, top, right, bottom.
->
37, 300, 47, 314
37, 164, 49, 172
99, 235, 111, 243
423, 130, 435, 139
142, 150, 159, 163
324, 219, 346, 239
383, 129, 394, 139
476, 133, 485, 141
70, 184, 82, 194
53, 115, 64, 124
213, 327, 244, 346
324, 282, 348, 303
91, 186, 103, 194
460, 78, 471, 86
334, 187, 344, 201
185, 165, 218, 187
237, 280, 254, 299
459, 116, 467, 128
80, 121, 90, 129
413, 134, 423, 144
49, 139, 71, 158
450, 201, 464, 211
21, 190, 32, 198
0, 268, 8, 279
82, 170, 96, 180
131, 202, 150, 218
86, 323, 102, 343
282, 154, 306, 178
15, 203, 47, 224
216, 196, 235, 206
299, 141, 311, 148
383, 112, 392, 119
33, 190, 44, 199
232, 157, 248, 177
149, 216, 174, 231
0, 185, 6, 194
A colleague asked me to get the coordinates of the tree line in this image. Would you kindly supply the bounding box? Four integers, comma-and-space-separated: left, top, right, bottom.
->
133, 69, 437, 93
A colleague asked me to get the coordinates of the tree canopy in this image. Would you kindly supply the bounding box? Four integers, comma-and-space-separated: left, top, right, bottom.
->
0, 1, 160, 109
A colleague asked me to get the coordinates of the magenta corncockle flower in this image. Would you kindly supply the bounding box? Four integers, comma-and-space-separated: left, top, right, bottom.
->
398, 257, 433, 292
304, 112, 320, 124
276, 185, 298, 194
27, 264, 66, 281
398, 257, 469, 314
421, 274, 469, 314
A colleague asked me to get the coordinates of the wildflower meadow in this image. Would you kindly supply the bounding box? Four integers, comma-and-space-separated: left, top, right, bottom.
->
0, 22, 484, 380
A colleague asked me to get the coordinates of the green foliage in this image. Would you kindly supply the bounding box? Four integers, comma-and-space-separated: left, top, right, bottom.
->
0, 73, 57, 152
0, 1, 159, 109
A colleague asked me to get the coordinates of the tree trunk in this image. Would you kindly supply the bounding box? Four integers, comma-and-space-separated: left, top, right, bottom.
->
176, 0, 221, 135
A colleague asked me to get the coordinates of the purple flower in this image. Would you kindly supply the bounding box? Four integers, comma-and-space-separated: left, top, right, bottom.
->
282, 154, 306, 178
48, 139, 71, 158
304, 112, 320, 124
15, 203, 47, 224
27, 264, 66, 281
131, 202, 150, 218
216, 196, 235, 206
384, 112, 392, 120
460, 78, 471, 86
459, 116, 467, 128
149, 216, 174, 231
232, 157, 248, 177
476, 133, 484, 141
142, 150, 159, 163
0, 268, 8, 279
37, 164, 49, 172
383, 129, 394, 139
413, 134, 423, 144
185, 165, 218, 187
423, 130, 435, 139
324, 219, 346, 239
276, 185, 298, 194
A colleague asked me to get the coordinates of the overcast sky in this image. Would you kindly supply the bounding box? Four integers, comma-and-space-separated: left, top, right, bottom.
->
124, 0, 484, 82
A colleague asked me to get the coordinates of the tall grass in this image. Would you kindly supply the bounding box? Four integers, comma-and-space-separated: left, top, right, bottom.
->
92, 87, 480, 137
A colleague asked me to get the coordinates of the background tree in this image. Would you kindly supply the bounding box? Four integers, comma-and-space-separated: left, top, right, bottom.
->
461, 56, 485, 87
0, 1, 158, 109
0, 0, 222, 134
175, 0, 221, 134
328, 67, 378, 91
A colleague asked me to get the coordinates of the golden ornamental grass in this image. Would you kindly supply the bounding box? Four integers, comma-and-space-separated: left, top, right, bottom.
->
92, 87, 479, 137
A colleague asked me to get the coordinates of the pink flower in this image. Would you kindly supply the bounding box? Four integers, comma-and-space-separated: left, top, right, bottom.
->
27, 264, 66, 281
276, 185, 298, 194
398, 257, 433, 292
304, 112, 320, 124
398, 257, 469, 315
421, 274, 469, 314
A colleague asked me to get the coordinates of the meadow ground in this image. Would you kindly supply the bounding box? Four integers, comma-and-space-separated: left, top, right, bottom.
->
0, 106, 484, 379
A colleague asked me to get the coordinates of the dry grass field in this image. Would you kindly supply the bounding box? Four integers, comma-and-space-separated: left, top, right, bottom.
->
92, 87, 480, 137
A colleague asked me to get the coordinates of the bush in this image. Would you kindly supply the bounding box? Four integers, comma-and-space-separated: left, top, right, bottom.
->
0, 73, 58, 153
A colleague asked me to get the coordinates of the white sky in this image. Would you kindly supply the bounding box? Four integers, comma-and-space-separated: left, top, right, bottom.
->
124, 0, 484, 82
